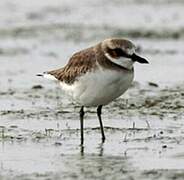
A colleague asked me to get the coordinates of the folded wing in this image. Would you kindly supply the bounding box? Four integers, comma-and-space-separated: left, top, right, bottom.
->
47, 47, 96, 84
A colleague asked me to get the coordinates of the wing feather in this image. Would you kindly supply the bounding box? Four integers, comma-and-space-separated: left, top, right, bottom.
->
48, 47, 96, 84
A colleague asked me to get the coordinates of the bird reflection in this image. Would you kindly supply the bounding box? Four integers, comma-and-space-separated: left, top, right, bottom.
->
97, 142, 104, 156
80, 141, 104, 156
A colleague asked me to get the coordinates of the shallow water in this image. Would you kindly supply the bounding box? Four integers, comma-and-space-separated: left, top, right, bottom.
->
0, 0, 184, 179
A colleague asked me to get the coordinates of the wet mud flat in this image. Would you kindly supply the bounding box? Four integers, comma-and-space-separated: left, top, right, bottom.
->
0, 83, 184, 180
1, 0, 184, 179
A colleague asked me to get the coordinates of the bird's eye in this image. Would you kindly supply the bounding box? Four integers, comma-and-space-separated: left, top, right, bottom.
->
107, 48, 129, 58
114, 48, 126, 57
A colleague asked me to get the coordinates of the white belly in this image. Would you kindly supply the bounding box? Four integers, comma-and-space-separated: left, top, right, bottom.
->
60, 68, 134, 107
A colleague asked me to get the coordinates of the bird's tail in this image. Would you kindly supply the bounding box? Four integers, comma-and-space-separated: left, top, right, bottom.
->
36, 72, 58, 81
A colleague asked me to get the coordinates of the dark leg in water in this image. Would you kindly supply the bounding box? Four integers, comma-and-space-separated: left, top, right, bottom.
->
97, 105, 105, 142
80, 106, 84, 145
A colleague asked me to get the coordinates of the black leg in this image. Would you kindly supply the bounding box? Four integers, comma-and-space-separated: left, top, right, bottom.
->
79, 106, 84, 145
97, 105, 105, 142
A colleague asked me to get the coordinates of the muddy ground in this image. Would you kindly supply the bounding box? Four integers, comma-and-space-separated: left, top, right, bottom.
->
0, 0, 184, 180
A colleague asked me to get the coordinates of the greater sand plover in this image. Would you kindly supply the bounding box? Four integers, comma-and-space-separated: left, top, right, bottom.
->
37, 38, 148, 144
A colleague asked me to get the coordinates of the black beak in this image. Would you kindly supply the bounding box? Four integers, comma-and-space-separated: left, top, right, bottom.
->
131, 53, 149, 64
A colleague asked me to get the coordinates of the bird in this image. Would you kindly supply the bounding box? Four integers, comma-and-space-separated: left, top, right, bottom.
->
37, 38, 148, 145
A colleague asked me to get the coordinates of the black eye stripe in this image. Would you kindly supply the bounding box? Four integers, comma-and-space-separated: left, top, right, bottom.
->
114, 48, 126, 56
107, 48, 130, 58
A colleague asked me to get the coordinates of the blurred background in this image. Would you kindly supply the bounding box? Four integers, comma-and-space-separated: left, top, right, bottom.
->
0, 0, 184, 179
0, 0, 184, 90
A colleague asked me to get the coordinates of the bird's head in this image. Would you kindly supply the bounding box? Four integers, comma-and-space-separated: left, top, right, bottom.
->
102, 38, 148, 70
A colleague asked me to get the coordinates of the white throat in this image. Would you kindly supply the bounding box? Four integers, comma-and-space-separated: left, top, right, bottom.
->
105, 53, 134, 70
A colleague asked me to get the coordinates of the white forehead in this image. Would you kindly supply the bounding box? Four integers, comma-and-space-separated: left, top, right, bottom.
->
126, 47, 136, 55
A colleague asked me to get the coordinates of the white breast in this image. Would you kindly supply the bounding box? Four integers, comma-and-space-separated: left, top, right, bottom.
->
60, 67, 134, 107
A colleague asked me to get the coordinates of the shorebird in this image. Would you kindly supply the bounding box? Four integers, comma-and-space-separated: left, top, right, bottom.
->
37, 38, 148, 144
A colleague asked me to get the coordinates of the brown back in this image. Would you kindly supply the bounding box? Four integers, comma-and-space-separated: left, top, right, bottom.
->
48, 47, 97, 84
